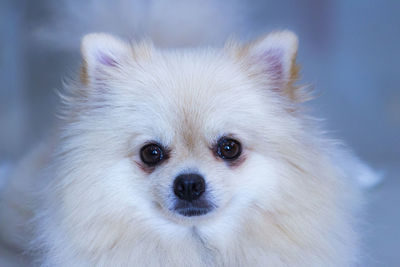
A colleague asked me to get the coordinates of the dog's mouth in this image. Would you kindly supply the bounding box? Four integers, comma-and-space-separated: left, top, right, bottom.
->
175, 207, 211, 217
173, 199, 214, 217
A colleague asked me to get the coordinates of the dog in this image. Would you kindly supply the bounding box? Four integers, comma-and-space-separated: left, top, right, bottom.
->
0, 28, 375, 266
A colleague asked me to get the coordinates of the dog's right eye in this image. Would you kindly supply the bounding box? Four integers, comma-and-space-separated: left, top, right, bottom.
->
140, 143, 165, 166
216, 137, 242, 161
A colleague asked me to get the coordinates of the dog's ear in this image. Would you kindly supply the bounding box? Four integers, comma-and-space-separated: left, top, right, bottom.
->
80, 33, 132, 85
236, 31, 302, 101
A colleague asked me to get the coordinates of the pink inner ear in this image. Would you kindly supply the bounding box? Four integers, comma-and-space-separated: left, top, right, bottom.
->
97, 52, 118, 67
260, 48, 284, 81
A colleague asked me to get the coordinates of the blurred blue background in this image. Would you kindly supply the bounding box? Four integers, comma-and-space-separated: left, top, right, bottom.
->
0, 0, 399, 265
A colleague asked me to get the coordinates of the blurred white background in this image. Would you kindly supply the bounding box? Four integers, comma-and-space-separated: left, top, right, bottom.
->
0, 0, 399, 265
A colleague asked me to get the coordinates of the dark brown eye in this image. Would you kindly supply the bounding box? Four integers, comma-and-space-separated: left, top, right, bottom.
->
140, 143, 165, 166
216, 138, 242, 160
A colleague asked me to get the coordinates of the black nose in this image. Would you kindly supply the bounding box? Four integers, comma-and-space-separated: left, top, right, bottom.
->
173, 173, 205, 202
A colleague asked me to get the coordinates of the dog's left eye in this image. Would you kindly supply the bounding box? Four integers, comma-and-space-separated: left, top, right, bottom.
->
216, 137, 242, 160
140, 143, 165, 166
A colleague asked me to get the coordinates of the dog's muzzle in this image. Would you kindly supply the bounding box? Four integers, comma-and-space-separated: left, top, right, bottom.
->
172, 173, 213, 217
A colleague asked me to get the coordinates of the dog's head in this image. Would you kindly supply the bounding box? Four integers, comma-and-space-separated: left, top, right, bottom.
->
64, 31, 303, 227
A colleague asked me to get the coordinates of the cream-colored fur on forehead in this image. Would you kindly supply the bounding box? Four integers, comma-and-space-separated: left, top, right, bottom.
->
132, 57, 237, 150
77, 35, 292, 153
129, 50, 275, 149
77, 31, 308, 132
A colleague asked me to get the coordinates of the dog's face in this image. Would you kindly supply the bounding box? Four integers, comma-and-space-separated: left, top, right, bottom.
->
71, 32, 300, 227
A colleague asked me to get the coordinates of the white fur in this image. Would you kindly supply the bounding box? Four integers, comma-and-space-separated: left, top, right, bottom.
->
0, 31, 370, 266
248, 31, 298, 81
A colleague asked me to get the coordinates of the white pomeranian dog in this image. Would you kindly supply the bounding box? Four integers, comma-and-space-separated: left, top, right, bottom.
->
0, 1, 380, 266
